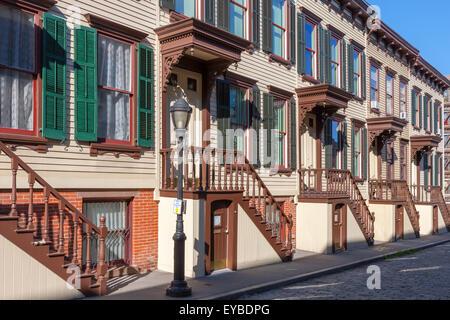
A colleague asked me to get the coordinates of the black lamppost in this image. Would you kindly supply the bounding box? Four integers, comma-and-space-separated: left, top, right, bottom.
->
166, 96, 192, 297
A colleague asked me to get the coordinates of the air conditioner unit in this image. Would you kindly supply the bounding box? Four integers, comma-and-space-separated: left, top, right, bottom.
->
371, 101, 379, 110
400, 112, 408, 120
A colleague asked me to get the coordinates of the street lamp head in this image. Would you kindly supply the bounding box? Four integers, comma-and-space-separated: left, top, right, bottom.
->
170, 97, 192, 130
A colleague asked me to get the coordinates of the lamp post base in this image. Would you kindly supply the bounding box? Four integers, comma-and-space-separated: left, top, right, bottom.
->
166, 280, 192, 297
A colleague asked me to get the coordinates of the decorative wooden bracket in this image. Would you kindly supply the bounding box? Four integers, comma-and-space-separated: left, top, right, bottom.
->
298, 103, 317, 124
161, 49, 185, 92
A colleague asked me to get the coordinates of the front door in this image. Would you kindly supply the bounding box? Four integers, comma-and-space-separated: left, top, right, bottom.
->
332, 204, 346, 253
211, 201, 229, 271
395, 205, 404, 240
433, 206, 439, 234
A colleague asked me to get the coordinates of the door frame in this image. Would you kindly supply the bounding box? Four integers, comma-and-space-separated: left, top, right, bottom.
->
433, 205, 439, 234
395, 205, 404, 241
332, 203, 347, 253
210, 200, 230, 271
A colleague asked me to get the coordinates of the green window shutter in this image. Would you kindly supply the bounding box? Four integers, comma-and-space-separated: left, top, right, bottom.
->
289, 98, 297, 169
42, 13, 67, 140
325, 30, 331, 84
324, 118, 332, 169
217, 0, 230, 31
341, 38, 347, 90
420, 94, 424, 128
137, 44, 155, 147
362, 127, 368, 180
252, 88, 261, 168
424, 155, 429, 186
263, 92, 274, 167
297, 13, 305, 74
74, 26, 97, 142
434, 102, 438, 134
217, 79, 231, 151
262, 0, 273, 53
289, 1, 296, 63
205, 0, 215, 25
318, 25, 324, 82
351, 122, 355, 176
160, 0, 175, 10
342, 121, 347, 170
434, 154, 439, 186
411, 89, 416, 125
361, 52, 367, 99
252, 0, 260, 49
347, 44, 354, 94
441, 156, 444, 187
423, 96, 428, 130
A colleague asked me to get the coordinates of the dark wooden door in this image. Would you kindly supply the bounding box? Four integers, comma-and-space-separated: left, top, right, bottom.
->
211, 202, 228, 270
395, 205, 404, 240
332, 205, 345, 253
433, 206, 439, 234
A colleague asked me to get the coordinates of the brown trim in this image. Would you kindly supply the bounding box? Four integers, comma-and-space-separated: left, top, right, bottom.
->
170, 10, 188, 23
385, 66, 397, 77
369, 57, 383, 69
78, 191, 138, 200
268, 85, 293, 100
302, 74, 321, 85
399, 75, 409, 84
225, 71, 257, 89
1, 0, 56, 12
326, 24, 345, 38
349, 39, 365, 51
299, 7, 322, 23
413, 85, 422, 93
0, 133, 47, 153
84, 13, 148, 42
351, 118, 366, 127
268, 54, 293, 69
90, 143, 142, 159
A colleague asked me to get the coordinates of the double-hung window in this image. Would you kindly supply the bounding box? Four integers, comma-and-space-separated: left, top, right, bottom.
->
400, 82, 407, 115
230, 86, 248, 154
98, 35, 132, 143
175, 0, 196, 18
353, 126, 362, 178
230, 0, 247, 38
386, 74, 393, 115
272, 0, 286, 57
352, 49, 361, 97
370, 65, 379, 108
331, 120, 343, 169
330, 36, 340, 86
304, 20, 316, 78
273, 98, 286, 167
415, 91, 421, 129
0, 4, 36, 134
427, 98, 431, 132
400, 141, 407, 181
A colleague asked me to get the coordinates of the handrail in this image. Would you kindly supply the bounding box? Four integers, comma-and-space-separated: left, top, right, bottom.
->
0, 141, 107, 293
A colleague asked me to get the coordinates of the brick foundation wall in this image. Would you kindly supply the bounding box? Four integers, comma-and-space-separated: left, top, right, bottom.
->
281, 200, 297, 249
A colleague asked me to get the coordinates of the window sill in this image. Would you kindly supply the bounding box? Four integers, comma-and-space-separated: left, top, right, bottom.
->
0, 133, 47, 153
352, 95, 364, 103
268, 54, 292, 70
413, 125, 420, 131
90, 143, 142, 159
370, 108, 380, 114
269, 167, 293, 177
302, 74, 321, 85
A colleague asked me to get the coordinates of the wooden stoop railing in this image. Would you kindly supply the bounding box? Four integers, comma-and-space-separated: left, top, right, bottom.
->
368, 180, 421, 237
298, 169, 375, 245
0, 141, 108, 296
431, 186, 450, 231
160, 147, 294, 261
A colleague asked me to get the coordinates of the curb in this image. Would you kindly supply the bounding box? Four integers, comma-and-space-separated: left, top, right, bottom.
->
203, 237, 450, 300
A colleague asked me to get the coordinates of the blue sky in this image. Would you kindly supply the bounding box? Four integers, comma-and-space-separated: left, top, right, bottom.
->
369, 0, 450, 76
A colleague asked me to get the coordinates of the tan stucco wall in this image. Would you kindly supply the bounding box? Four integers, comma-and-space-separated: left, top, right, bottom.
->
0, 235, 84, 300
403, 207, 417, 240
296, 202, 332, 254
157, 197, 205, 278
236, 204, 281, 270
417, 204, 434, 236
369, 203, 395, 243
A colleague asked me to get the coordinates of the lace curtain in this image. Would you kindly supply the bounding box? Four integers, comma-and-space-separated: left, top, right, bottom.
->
0, 5, 35, 131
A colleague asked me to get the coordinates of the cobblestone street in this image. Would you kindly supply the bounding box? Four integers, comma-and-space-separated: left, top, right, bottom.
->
240, 243, 450, 300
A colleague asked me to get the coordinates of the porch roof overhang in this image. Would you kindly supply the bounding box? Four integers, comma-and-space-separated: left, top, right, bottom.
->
295, 84, 353, 123
154, 17, 251, 91
410, 135, 442, 158
367, 117, 407, 146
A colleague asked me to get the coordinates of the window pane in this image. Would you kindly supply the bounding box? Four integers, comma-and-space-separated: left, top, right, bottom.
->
353, 76, 359, 95
305, 22, 314, 50
370, 67, 377, 89
331, 37, 338, 61
175, 0, 195, 17
305, 50, 313, 76
98, 36, 131, 91
0, 4, 35, 71
272, 26, 283, 56
331, 63, 338, 86
0, 69, 33, 130
386, 76, 392, 94
273, 99, 285, 131
273, 98, 285, 166
230, 1, 245, 38
98, 89, 130, 141
371, 88, 377, 101
272, 0, 284, 26
353, 51, 359, 73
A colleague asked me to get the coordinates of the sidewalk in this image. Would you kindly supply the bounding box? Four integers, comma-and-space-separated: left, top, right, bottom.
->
90, 233, 450, 300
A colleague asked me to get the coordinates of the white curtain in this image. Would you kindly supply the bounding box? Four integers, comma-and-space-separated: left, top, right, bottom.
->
97, 35, 131, 141
0, 4, 35, 131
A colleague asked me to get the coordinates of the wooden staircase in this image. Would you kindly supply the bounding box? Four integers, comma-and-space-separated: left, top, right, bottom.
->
0, 141, 108, 297
298, 169, 375, 245
160, 148, 294, 262
431, 187, 450, 231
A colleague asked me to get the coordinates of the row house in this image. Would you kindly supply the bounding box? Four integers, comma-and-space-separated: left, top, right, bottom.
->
0, 0, 449, 299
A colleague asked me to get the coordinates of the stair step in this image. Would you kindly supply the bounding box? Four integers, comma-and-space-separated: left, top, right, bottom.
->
48, 252, 66, 258
15, 228, 36, 234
